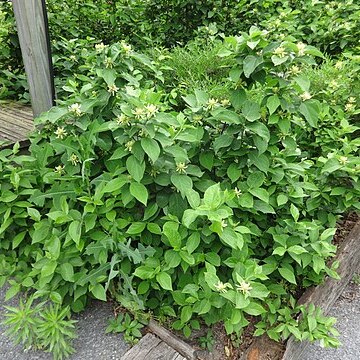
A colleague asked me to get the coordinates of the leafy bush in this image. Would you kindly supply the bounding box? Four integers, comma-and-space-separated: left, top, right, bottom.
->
1, 30, 359, 356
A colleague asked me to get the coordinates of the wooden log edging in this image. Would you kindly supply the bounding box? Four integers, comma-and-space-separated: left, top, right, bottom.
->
241, 219, 360, 360
148, 320, 198, 360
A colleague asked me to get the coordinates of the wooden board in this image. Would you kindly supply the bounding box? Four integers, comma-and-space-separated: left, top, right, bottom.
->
0, 103, 33, 143
121, 333, 187, 360
12, 0, 54, 116
240, 219, 360, 360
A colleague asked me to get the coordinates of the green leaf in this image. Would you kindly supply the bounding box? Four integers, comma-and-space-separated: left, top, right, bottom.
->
213, 134, 233, 153
171, 174, 193, 197
290, 203, 300, 222
141, 138, 161, 163
277, 194, 288, 206
220, 227, 244, 250
163, 221, 182, 249
130, 182, 148, 205
242, 100, 261, 122
182, 209, 199, 228
278, 267, 297, 284
249, 188, 269, 203
156, 272, 173, 291
103, 177, 127, 193
247, 122, 270, 143
59, 263, 75, 282
186, 232, 200, 254
247, 172, 265, 188
134, 266, 156, 279
91, 283, 107, 301
248, 152, 269, 173
27, 208, 41, 222
126, 155, 145, 182
69, 220, 81, 245
181, 305, 193, 324
243, 55, 263, 78
227, 163, 242, 183
243, 302, 266, 316
147, 222, 162, 235
127, 222, 146, 235
238, 193, 253, 208
203, 183, 222, 209
266, 95, 281, 115
321, 158, 342, 174
299, 100, 319, 127
199, 152, 214, 171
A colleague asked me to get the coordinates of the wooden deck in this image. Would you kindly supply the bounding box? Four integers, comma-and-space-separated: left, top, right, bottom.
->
0, 103, 33, 143
121, 333, 187, 360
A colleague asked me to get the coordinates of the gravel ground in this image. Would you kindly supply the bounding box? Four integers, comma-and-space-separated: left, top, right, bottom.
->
0, 285, 129, 360
301, 281, 360, 360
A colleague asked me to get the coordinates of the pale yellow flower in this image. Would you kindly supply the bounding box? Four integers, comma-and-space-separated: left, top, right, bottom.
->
290, 65, 301, 75
334, 61, 343, 70
175, 162, 188, 174
206, 98, 220, 111
69, 154, 80, 166
221, 220, 227, 229
54, 127, 67, 139
214, 281, 232, 293
339, 156, 348, 165
116, 114, 130, 126
68, 103, 82, 116
125, 140, 135, 152
108, 83, 119, 96
221, 99, 230, 107
54, 165, 65, 174
104, 57, 114, 68
300, 92, 312, 101
132, 107, 146, 120
121, 41, 132, 54
345, 102, 355, 112
95, 42, 106, 52
234, 187, 242, 198
297, 42, 307, 56
274, 46, 286, 58
236, 280, 252, 295
145, 104, 159, 119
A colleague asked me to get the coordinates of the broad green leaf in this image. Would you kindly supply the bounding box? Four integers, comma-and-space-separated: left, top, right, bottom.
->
238, 193, 254, 208
69, 221, 81, 245
171, 174, 193, 197
247, 172, 265, 188
277, 194, 288, 206
243, 302, 266, 316
141, 138, 161, 163
220, 227, 244, 250
103, 177, 127, 193
186, 232, 200, 254
278, 267, 297, 284
59, 263, 75, 282
242, 100, 261, 122
181, 305, 193, 324
266, 95, 281, 115
199, 152, 214, 171
249, 188, 269, 203
290, 203, 300, 222
130, 182, 148, 205
213, 134, 233, 153
243, 55, 263, 78
321, 158, 342, 174
163, 221, 182, 249
126, 155, 145, 182
203, 183, 222, 209
156, 272, 173, 291
183, 209, 199, 228
299, 100, 319, 127
227, 163, 242, 183
91, 283, 107, 301
248, 152, 269, 173
127, 222, 146, 234
247, 122, 270, 143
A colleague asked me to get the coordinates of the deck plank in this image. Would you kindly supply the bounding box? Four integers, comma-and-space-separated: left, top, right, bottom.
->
0, 103, 34, 143
121, 333, 187, 360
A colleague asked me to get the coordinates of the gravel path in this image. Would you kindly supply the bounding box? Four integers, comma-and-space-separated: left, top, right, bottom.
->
0, 285, 129, 360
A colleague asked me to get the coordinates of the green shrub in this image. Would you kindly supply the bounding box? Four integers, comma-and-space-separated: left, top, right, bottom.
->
1, 31, 359, 355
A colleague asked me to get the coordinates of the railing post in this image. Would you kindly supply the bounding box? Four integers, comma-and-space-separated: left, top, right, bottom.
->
12, 0, 55, 117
